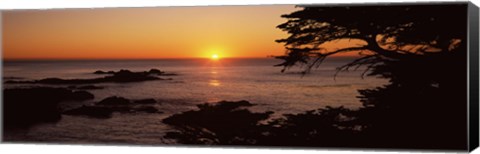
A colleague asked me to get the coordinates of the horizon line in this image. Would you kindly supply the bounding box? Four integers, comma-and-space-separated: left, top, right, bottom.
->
3, 56, 359, 61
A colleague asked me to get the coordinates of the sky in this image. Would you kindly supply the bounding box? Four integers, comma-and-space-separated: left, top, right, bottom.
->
2, 5, 306, 60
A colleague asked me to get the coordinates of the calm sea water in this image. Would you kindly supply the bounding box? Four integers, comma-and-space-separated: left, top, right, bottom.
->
2, 58, 387, 144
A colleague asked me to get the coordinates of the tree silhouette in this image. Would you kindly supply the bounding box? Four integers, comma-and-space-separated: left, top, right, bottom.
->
275, 4, 466, 73
163, 3, 469, 150
275, 3, 468, 149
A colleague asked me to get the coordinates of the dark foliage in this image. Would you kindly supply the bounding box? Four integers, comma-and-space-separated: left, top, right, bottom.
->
275, 4, 467, 75
272, 3, 468, 150
259, 106, 361, 147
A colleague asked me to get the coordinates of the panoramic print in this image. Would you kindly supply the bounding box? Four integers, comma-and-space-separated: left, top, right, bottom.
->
2, 3, 469, 150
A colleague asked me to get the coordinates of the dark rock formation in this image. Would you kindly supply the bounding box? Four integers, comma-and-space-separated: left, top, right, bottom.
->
147, 69, 163, 75
163, 100, 273, 144
63, 96, 161, 118
133, 99, 157, 104
63, 105, 113, 119
135, 106, 159, 113
68, 85, 104, 90
93, 70, 115, 74
5, 69, 163, 85
71, 91, 95, 100
3, 87, 95, 129
93, 68, 177, 76
162, 100, 361, 146
96, 96, 130, 106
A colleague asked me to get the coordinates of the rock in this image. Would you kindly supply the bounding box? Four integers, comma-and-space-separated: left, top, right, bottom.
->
159, 73, 178, 76
114, 69, 133, 75
5, 69, 179, 85
97, 68, 176, 76
162, 100, 273, 144
68, 85, 104, 90
70, 91, 95, 100
94, 70, 106, 74
93, 70, 115, 74
135, 106, 159, 113
196, 100, 254, 111
38, 78, 69, 84
78, 85, 104, 90
148, 69, 164, 75
3, 87, 95, 129
64, 104, 160, 118
64, 97, 161, 118
97, 96, 130, 106
133, 99, 157, 104
148, 68, 178, 76
163, 100, 264, 126
104, 70, 162, 82
6, 69, 162, 85
105, 70, 160, 83
63, 105, 113, 118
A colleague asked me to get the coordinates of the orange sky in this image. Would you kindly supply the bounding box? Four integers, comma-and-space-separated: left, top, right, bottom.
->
2, 5, 359, 60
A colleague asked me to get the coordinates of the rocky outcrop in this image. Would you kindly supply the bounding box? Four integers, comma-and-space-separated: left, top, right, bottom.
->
93, 69, 177, 76
5, 69, 167, 84
63, 96, 161, 118
133, 99, 157, 104
67, 85, 104, 90
96, 96, 130, 106
162, 100, 273, 144
3, 87, 95, 129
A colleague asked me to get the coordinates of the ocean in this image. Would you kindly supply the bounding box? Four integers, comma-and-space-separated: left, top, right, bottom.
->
2, 58, 387, 144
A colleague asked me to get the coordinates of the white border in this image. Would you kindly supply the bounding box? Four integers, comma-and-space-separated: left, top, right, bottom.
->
0, 0, 478, 154
0, 0, 474, 10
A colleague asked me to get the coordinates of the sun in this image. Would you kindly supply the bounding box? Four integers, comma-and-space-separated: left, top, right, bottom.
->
211, 54, 220, 60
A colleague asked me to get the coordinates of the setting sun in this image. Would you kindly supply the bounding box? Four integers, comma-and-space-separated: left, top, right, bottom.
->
211, 54, 220, 60
3, 5, 300, 60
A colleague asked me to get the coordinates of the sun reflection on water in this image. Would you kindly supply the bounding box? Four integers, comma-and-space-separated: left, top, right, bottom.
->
209, 79, 221, 86
209, 66, 221, 87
